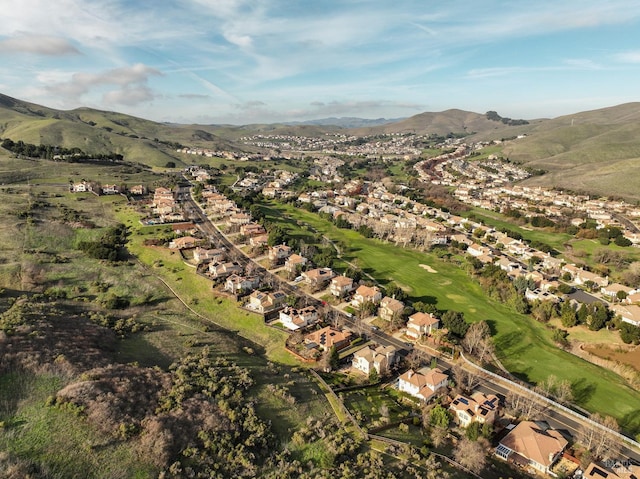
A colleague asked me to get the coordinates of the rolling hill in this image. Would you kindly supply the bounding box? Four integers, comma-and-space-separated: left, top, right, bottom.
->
500, 103, 640, 200
2, 92, 640, 200
0, 93, 238, 168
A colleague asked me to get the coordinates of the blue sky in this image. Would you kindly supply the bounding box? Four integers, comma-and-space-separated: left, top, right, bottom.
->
2, 0, 640, 124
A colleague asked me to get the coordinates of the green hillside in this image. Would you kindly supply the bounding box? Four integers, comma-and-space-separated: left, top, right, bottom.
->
501, 103, 640, 199
0, 94, 238, 168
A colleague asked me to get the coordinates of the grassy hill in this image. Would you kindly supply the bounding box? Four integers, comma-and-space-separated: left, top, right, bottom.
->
0, 93, 238, 168
500, 103, 640, 200
350, 108, 539, 137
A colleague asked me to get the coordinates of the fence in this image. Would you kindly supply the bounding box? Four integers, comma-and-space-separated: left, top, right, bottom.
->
460, 352, 640, 452
308, 368, 367, 439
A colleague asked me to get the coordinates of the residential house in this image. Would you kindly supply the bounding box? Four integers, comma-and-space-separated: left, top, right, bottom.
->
351, 285, 383, 309
450, 392, 500, 427
227, 213, 252, 226
574, 268, 608, 288
169, 236, 200, 249
330, 276, 354, 298
397, 367, 448, 402
352, 344, 397, 375
601, 283, 633, 301
279, 305, 319, 331
612, 304, 640, 327
405, 312, 440, 339
240, 223, 267, 237
248, 290, 287, 313
171, 222, 198, 236
582, 461, 639, 479
495, 421, 568, 475
250, 234, 269, 248
304, 326, 353, 352
626, 291, 640, 305
129, 184, 145, 195
302, 268, 336, 289
224, 274, 260, 295
101, 184, 119, 195
379, 296, 405, 322
284, 254, 308, 275
193, 247, 226, 264
208, 261, 243, 279
268, 244, 292, 264
72, 181, 89, 192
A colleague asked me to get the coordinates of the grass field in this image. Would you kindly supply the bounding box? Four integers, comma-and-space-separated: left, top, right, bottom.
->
266, 202, 640, 437
0, 177, 336, 476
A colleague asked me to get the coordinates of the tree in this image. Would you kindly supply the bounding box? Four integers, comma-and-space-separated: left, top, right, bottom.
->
462, 321, 490, 356
429, 405, 451, 429
577, 413, 621, 461
321, 346, 339, 372
453, 437, 488, 474
560, 301, 577, 328
368, 367, 379, 384
452, 363, 479, 395
441, 310, 469, 338
465, 421, 480, 441
165, 161, 176, 168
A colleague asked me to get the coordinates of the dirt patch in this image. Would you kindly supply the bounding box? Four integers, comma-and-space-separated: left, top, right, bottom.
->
418, 264, 437, 273
584, 344, 640, 372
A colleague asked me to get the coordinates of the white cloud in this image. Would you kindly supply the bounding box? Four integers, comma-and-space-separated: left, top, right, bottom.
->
0, 34, 79, 55
46, 63, 161, 105
103, 85, 155, 105
614, 50, 640, 63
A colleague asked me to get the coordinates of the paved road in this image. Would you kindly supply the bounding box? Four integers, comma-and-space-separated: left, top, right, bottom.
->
179, 184, 640, 464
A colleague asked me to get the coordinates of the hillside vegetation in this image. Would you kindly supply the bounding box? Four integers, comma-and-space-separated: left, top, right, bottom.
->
3, 92, 640, 199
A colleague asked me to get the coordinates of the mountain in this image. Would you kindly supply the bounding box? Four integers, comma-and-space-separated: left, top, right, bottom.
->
349, 108, 540, 137
0, 93, 237, 167
2, 93, 640, 199
500, 103, 640, 200
282, 117, 405, 128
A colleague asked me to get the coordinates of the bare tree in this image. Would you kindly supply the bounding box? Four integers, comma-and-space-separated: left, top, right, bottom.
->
405, 349, 430, 370
505, 390, 543, 420
423, 453, 451, 479
462, 321, 490, 356
453, 437, 488, 475
577, 413, 621, 461
429, 426, 448, 449
452, 363, 479, 395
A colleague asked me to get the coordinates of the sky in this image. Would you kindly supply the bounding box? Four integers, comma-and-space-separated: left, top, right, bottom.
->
2, 0, 640, 125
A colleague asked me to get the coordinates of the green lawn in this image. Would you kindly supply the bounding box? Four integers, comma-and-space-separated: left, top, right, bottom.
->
0, 372, 157, 479
267, 202, 640, 437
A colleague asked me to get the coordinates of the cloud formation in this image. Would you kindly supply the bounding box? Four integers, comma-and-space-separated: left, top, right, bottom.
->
0, 34, 79, 55
47, 63, 161, 105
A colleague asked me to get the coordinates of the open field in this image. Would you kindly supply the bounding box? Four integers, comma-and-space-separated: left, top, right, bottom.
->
0, 173, 335, 476
267, 201, 640, 436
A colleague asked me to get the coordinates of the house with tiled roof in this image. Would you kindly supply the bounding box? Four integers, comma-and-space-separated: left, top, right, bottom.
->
352, 344, 397, 376
329, 276, 354, 298
379, 296, 405, 321
169, 236, 200, 250
612, 304, 640, 327
224, 274, 260, 295
495, 421, 568, 475
193, 247, 226, 264
450, 392, 500, 427
285, 254, 308, 274
406, 312, 439, 339
304, 326, 353, 352
601, 283, 633, 300
582, 461, 639, 479
208, 261, 243, 279
351, 285, 383, 309
397, 367, 448, 402
247, 290, 287, 313
302, 268, 335, 288
279, 306, 319, 331
268, 244, 292, 264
